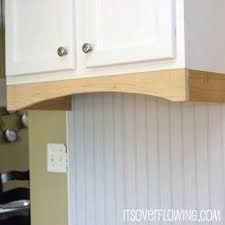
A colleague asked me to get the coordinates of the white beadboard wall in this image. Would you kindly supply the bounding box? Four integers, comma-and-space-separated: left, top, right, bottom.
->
68, 93, 225, 225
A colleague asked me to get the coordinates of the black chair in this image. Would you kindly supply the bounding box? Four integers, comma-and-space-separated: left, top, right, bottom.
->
0, 215, 30, 225
0, 171, 30, 225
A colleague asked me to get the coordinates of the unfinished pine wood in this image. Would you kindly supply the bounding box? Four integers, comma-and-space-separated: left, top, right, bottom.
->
189, 70, 225, 102
7, 69, 187, 110
26, 96, 71, 110
7, 69, 225, 110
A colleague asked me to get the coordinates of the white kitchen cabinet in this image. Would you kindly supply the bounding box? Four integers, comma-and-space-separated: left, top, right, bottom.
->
5, 0, 181, 81
5, 0, 225, 83
5, 0, 75, 76
5, 0, 225, 110
81, 0, 176, 67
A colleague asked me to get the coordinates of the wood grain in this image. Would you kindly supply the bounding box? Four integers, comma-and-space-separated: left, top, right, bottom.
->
26, 96, 71, 110
189, 70, 225, 102
7, 69, 225, 110
7, 69, 187, 110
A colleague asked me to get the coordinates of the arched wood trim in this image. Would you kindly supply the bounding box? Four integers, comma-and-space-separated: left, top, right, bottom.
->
7, 69, 187, 110
25, 96, 72, 110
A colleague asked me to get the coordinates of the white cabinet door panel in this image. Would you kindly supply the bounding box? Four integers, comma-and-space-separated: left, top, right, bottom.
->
5, 0, 75, 76
83, 0, 176, 67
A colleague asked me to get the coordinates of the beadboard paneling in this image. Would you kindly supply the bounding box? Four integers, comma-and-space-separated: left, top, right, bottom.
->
68, 93, 225, 225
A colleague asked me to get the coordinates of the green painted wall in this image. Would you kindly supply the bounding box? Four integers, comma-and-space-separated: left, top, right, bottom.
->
0, 1, 5, 78
29, 111, 68, 225
0, 109, 29, 190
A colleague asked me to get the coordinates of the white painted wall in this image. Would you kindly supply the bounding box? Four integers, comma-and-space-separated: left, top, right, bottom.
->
68, 93, 225, 225
185, 0, 225, 73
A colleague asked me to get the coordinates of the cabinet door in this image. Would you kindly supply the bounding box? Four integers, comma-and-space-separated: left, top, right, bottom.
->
82, 0, 176, 68
5, 0, 75, 76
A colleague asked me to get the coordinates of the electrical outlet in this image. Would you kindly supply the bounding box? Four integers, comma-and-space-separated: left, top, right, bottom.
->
47, 143, 67, 173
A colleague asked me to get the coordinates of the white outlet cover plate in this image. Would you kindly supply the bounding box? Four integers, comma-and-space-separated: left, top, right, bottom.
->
47, 143, 67, 173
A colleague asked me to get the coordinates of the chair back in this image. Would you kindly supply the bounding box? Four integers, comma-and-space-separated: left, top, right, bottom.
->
0, 171, 29, 192
0, 171, 30, 225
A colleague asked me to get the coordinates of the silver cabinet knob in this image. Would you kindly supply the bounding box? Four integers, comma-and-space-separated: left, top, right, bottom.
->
82, 43, 93, 53
57, 47, 68, 57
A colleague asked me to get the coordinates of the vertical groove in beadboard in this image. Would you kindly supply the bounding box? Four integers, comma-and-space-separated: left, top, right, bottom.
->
74, 95, 86, 225
206, 104, 212, 210
112, 94, 117, 223
103, 94, 116, 225
102, 95, 106, 225
135, 94, 148, 212
134, 95, 138, 218
180, 103, 185, 211
220, 105, 225, 222
194, 103, 209, 209
133, 95, 137, 225
145, 95, 150, 211
83, 95, 87, 225
192, 103, 197, 213
146, 96, 159, 221
114, 93, 124, 224
208, 104, 224, 219
168, 102, 173, 210
156, 98, 161, 210
220, 104, 225, 221
193, 104, 198, 211
72, 96, 77, 225
92, 95, 96, 225
84, 94, 95, 225
124, 94, 137, 212
121, 94, 127, 225
182, 103, 196, 210
157, 98, 171, 213
102, 94, 106, 225
71, 93, 225, 225
170, 102, 183, 212
221, 105, 225, 219
93, 93, 105, 225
